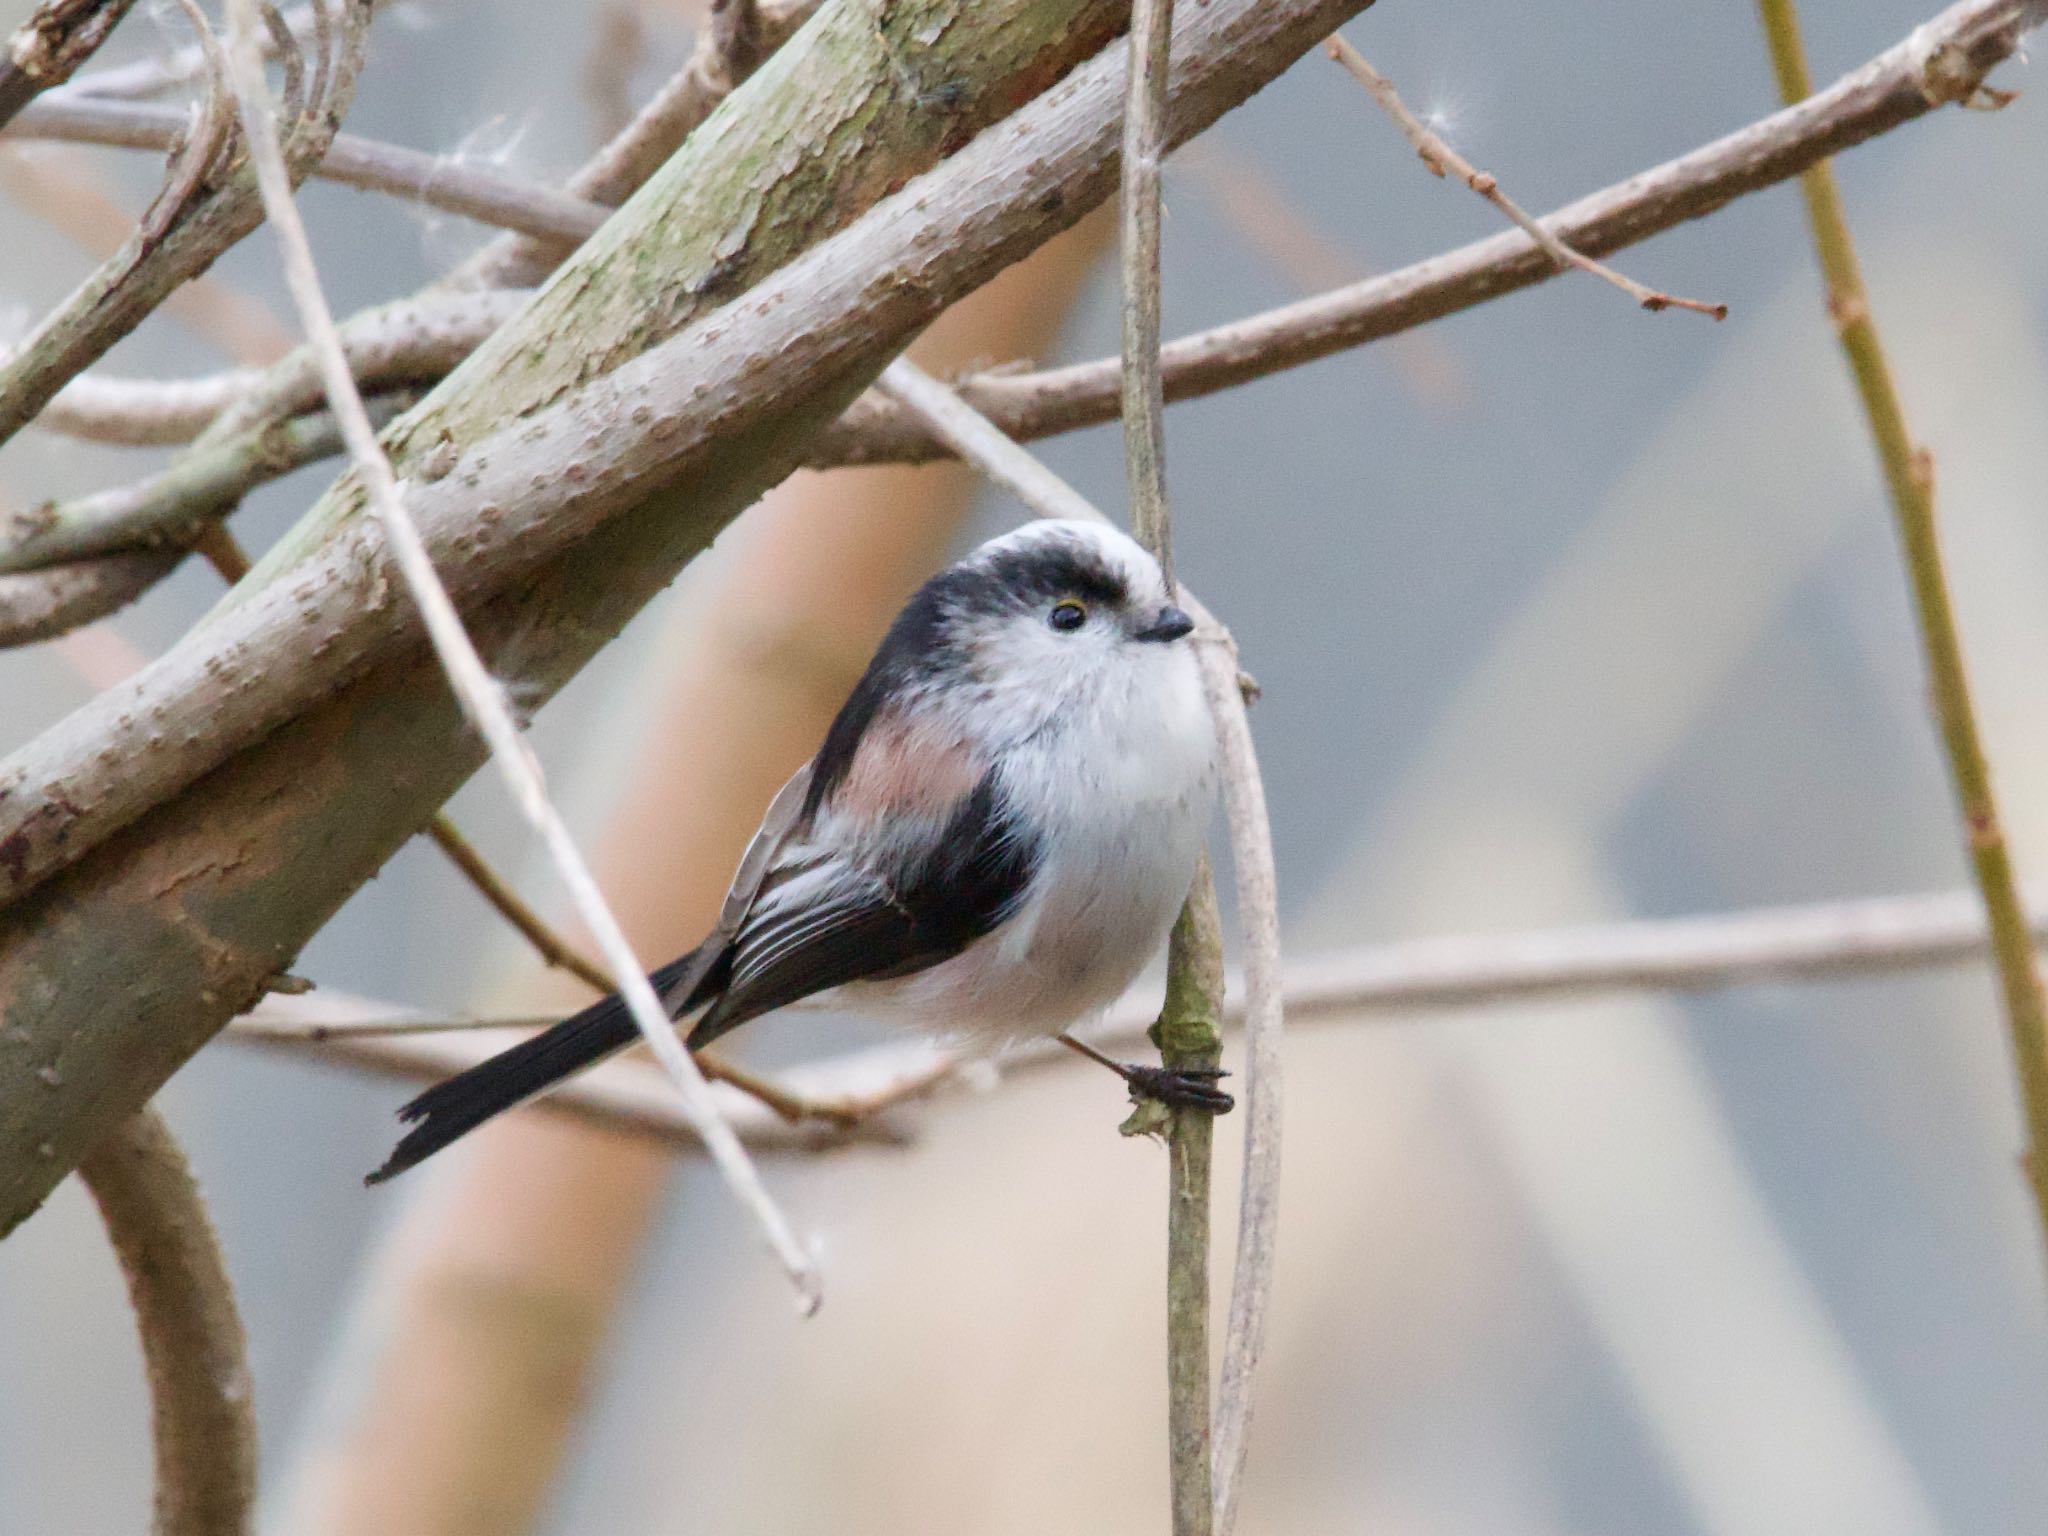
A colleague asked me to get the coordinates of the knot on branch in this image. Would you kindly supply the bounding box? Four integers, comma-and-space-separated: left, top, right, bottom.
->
1904, 13, 2029, 110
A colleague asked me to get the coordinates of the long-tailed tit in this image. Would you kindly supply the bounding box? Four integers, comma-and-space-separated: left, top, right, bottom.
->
369, 519, 1224, 1184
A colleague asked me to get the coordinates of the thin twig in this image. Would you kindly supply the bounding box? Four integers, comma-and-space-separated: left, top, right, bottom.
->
423, 816, 614, 992
825, 0, 2045, 466
1155, 863, 1224, 1534
0, 394, 414, 572
1199, 621, 1284, 1534
0, 0, 140, 131
421, 816, 823, 1124
1324, 34, 1726, 320
220, 0, 820, 1312
1121, 0, 1177, 585
1755, 0, 2048, 1252
1119, 1, 1217, 1528
77, 1105, 256, 1536
232, 878, 2048, 1159
5, 94, 609, 241
251, 882, 2048, 1050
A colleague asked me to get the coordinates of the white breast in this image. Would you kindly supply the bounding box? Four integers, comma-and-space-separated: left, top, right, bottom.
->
855, 643, 1217, 1047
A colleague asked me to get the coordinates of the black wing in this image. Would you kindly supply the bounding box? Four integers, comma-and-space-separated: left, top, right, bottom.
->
686, 772, 1039, 1048
367, 772, 1037, 1185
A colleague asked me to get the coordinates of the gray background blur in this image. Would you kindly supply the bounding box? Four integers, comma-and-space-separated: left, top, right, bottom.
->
4, 1, 2048, 1531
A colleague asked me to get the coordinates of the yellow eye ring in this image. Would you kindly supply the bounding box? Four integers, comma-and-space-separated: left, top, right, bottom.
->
1048, 599, 1088, 632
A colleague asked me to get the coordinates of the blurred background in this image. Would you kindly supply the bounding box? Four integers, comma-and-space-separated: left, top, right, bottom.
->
3, 0, 2048, 1531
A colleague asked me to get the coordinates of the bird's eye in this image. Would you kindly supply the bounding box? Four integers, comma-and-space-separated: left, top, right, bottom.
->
1048, 599, 1088, 632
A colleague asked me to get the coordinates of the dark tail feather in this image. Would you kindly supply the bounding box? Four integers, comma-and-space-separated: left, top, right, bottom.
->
365, 946, 718, 1185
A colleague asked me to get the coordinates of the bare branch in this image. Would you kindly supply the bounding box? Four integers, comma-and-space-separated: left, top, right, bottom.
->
1121, 0, 1176, 582
0, 393, 414, 574
1756, 0, 2048, 1253
18, 289, 519, 454
220, 0, 820, 1310
77, 1105, 256, 1536
1118, 2, 1221, 1527
1200, 623, 1284, 1535
0, 0, 140, 130
0, 544, 177, 644
4, 94, 609, 241
234, 880, 2048, 1152
0, 0, 1359, 912
818, 0, 2042, 464
1325, 34, 1725, 319
0, 0, 370, 451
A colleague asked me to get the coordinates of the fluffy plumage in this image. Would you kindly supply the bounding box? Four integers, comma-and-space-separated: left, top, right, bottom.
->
368, 520, 1216, 1184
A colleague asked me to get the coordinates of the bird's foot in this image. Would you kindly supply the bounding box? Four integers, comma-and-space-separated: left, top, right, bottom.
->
1119, 1062, 1234, 1115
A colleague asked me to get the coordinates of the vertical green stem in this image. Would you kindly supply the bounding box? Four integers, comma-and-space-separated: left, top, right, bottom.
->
1116, 0, 1220, 1527
1153, 857, 1224, 1536
1756, 0, 2048, 1245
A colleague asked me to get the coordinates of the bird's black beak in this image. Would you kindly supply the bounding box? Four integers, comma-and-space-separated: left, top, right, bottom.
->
1133, 604, 1195, 643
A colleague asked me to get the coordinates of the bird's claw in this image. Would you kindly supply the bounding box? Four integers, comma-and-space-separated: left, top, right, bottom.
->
1121, 1062, 1234, 1115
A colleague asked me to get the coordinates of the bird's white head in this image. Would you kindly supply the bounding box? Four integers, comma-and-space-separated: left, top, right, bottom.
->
906, 519, 1198, 747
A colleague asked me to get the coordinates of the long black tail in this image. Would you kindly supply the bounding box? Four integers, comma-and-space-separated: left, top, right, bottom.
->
365, 946, 721, 1185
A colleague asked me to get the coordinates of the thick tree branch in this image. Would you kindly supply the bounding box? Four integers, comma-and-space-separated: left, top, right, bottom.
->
77, 1105, 257, 1536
